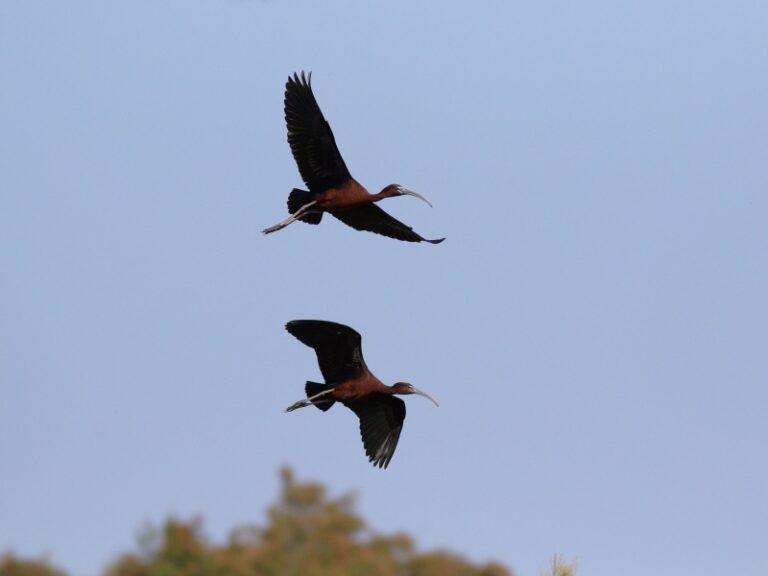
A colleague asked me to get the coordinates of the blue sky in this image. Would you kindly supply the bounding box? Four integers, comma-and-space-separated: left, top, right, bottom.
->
1, 1, 766, 575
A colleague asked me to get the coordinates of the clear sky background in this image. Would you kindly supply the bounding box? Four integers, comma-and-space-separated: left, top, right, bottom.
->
1, 1, 766, 575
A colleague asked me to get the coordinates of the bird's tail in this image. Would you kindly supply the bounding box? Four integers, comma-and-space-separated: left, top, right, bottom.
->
305, 381, 335, 411
288, 189, 323, 224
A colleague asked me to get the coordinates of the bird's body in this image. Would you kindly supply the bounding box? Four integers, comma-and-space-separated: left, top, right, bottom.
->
263, 72, 444, 244
284, 320, 438, 469
323, 374, 387, 402
299, 180, 376, 213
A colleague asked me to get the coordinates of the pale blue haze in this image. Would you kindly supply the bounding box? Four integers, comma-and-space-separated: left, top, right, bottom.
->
1, 1, 766, 575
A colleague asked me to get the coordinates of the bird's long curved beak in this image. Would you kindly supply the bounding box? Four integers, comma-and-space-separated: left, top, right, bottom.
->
399, 187, 434, 208
411, 386, 439, 407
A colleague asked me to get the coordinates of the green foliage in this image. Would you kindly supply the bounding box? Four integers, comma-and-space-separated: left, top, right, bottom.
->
0, 554, 66, 576
108, 468, 511, 576
6, 469, 516, 576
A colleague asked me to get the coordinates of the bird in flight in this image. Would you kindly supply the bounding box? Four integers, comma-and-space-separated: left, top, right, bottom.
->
263, 72, 444, 244
284, 319, 439, 468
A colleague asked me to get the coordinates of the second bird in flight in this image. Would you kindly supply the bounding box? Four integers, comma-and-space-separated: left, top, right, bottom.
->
285, 320, 439, 469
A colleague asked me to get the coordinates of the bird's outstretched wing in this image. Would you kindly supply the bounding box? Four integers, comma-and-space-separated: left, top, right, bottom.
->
284, 72, 352, 192
285, 320, 366, 383
347, 395, 406, 469
331, 204, 445, 244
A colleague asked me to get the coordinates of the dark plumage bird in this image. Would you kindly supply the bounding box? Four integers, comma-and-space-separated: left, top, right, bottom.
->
263, 72, 445, 244
284, 320, 438, 469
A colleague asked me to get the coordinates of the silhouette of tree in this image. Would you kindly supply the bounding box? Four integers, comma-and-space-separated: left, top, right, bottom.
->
6, 469, 520, 576
0, 554, 66, 576
108, 468, 510, 576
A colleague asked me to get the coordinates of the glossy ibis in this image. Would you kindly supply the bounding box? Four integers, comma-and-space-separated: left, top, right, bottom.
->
284, 320, 438, 469
263, 72, 445, 244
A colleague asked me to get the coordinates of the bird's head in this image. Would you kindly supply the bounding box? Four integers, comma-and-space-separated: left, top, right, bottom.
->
392, 382, 439, 406
379, 184, 434, 208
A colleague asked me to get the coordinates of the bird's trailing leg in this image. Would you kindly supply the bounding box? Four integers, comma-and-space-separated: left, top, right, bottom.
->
285, 388, 334, 412
262, 201, 319, 234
